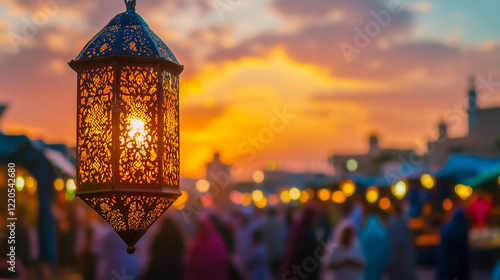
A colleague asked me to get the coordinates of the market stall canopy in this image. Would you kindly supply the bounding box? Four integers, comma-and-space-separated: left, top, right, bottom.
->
345, 174, 392, 188
463, 164, 500, 189
0, 133, 75, 263
433, 154, 500, 182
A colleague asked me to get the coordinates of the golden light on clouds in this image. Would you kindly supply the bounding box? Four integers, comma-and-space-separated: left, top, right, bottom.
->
3, 0, 499, 183
179, 48, 385, 178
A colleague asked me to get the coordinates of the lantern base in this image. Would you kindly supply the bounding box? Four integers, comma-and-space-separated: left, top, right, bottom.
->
78, 190, 180, 251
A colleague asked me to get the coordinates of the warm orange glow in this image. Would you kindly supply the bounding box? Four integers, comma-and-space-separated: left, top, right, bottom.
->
318, 188, 331, 201
299, 191, 309, 203
442, 199, 453, 211
54, 178, 65, 192
420, 173, 435, 189
331, 191, 346, 204
379, 197, 391, 210
455, 184, 472, 200
255, 196, 268, 208
306, 189, 315, 199
242, 193, 252, 206
196, 179, 210, 193
340, 180, 356, 197
365, 186, 379, 203
280, 190, 291, 203
174, 191, 189, 209
253, 170, 264, 183
252, 190, 264, 202
26, 176, 37, 195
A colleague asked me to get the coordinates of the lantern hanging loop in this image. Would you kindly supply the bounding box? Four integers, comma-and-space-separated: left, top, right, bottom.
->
125, 0, 136, 12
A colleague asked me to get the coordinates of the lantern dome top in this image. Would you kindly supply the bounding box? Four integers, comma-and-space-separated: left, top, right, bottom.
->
74, 9, 179, 65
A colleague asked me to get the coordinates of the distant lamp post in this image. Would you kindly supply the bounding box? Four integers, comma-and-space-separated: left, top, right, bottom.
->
69, 0, 183, 254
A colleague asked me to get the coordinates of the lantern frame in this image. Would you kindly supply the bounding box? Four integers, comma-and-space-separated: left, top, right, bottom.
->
68, 4, 184, 253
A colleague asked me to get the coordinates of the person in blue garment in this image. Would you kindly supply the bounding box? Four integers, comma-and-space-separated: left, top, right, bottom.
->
243, 228, 272, 280
386, 202, 415, 280
436, 208, 470, 280
359, 214, 390, 280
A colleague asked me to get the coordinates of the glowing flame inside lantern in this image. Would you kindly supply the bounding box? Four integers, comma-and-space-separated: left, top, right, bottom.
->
128, 118, 147, 144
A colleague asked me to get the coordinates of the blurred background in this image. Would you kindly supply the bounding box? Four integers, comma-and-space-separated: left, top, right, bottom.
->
2, 0, 500, 279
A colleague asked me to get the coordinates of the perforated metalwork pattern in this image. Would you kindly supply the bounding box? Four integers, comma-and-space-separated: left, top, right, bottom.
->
162, 71, 180, 186
118, 65, 159, 184
80, 192, 178, 246
75, 12, 179, 64
78, 66, 114, 184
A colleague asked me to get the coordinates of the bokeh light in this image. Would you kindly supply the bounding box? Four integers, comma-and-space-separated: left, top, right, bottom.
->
26, 176, 37, 195
365, 186, 379, 203
229, 191, 243, 205
66, 179, 76, 193
442, 198, 453, 211
331, 191, 346, 204
54, 178, 65, 191
253, 170, 264, 183
455, 184, 473, 200
379, 197, 391, 210
299, 191, 309, 203
174, 191, 189, 209
25, 176, 35, 188
420, 174, 435, 189
346, 159, 358, 171
201, 195, 213, 207
340, 180, 356, 197
391, 180, 407, 199
254, 196, 268, 208
196, 179, 210, 193
318, 188, 331, 201
289, 187, 300, 200
252, 190, 264, 202
15, 176, 25, 191
280, 190, 291, 203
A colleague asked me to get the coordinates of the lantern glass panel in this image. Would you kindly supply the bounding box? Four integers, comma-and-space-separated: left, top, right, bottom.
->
78, 65, 114, 185
162, 71, 180, 186
118, 65, 159, 184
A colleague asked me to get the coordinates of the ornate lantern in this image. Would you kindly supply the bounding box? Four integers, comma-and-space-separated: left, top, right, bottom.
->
69, 0, 182, 254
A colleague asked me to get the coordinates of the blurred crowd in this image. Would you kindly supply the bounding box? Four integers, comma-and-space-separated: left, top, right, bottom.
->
1, 197, 478, 280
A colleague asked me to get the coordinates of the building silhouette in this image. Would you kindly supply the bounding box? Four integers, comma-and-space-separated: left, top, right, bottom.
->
329, 134, 413, 176
427, 76, 500, 167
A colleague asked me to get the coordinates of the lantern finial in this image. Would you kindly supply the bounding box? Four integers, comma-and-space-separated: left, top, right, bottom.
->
70, 0, 183, 254
125, 0, 136, 12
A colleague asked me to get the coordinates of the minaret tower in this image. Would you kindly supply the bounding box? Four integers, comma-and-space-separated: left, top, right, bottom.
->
468, 76, 477, 131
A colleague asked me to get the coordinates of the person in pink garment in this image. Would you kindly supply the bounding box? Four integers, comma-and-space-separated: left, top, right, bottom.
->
467, 196, 493, 227
184, 216, 230, 280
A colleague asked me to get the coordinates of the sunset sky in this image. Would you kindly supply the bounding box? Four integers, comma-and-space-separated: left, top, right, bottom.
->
1, 0, 500, 180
